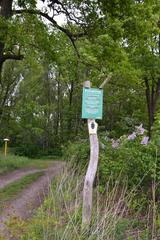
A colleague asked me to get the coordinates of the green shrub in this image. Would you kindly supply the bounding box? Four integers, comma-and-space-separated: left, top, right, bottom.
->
63, 139, 90, 168
63, 125, 160, 194
99, 135, 158, 190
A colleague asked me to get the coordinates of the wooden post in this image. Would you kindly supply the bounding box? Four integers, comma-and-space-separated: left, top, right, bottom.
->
82, 81, 99, 227
4, 138, 9, 156
82, 74, 112, 228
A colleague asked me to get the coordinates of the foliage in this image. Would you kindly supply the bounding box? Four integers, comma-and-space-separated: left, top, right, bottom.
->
0, 153, 31, 174
2, 0, 160, 155
99, 136, 158, 191
10, 165, 159, 240
0, 153, 57, 174
152, 111, 160, 145
1, 0, 160, 239
63, 139, 90, 168
64, 124, 160, 196
14, 166, 129, 240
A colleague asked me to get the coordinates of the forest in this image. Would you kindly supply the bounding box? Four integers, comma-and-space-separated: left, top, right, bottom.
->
0, 0, 160, 239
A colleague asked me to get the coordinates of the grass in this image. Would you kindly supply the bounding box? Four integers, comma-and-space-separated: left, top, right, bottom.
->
0, 171, 43, 209
3, 162, 159, 240
0, 153, 60, 175
12, 165, 159, 240
12, 166, 129, 240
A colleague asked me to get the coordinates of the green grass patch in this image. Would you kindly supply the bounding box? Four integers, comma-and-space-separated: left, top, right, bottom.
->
0, 171, 43, 209
26, 159, 59, 169
0, 153, 60, 175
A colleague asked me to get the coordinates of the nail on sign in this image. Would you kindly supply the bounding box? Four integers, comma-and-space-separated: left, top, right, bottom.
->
82, 88, 103, 119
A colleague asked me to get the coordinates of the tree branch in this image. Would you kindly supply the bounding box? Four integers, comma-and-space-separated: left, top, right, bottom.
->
99, 73, 112, 89
13, 8, 83, 57
2, 53, 23, 61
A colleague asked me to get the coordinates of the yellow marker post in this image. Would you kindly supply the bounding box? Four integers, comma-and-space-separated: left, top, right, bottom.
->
4, 138, 9, 156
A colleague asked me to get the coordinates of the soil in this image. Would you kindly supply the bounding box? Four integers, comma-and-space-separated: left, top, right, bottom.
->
0, 168, 43, 189
0, 161, 65, 240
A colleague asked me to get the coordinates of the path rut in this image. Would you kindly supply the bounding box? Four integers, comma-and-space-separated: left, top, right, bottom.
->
0, 161, 65, 240
0, 168, 43, 189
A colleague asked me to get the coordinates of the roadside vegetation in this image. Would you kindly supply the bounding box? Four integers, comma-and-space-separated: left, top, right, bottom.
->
0, 153, 58, 174
0, 171, 43, 210
1, 0, 160, 239
6, 116, 159, 239
11, 163, 159, 240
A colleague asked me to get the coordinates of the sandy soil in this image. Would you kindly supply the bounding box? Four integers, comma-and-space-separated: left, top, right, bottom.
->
0, 161, 65, 240
0, 168, 43, 189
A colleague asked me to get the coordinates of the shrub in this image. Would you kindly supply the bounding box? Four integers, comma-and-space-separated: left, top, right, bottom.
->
99, 135, 158, 190
64, 124, 160, 195
63, 140, 90, 169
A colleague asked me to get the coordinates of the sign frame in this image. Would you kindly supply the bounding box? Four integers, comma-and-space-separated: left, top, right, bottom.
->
82, 87, 103, 119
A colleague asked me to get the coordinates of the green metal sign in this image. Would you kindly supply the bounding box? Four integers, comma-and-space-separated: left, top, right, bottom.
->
82, 88, 103, 119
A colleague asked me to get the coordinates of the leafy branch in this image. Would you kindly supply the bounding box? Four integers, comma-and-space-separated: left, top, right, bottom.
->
13, 8, 86, 57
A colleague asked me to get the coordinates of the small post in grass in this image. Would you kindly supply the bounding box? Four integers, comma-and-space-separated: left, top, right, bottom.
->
81, 74, 112, 229
4, 138, 9, 156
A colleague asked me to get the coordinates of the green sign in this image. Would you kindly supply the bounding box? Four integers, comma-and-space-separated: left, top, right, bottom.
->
82, 88, 103, 119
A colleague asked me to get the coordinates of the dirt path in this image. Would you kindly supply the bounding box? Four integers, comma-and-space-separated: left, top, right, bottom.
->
0, 161, 65, 240
0, 168, 43, 189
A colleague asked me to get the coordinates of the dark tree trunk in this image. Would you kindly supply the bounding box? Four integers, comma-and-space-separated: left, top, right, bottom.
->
56, 77, 62, 141
67, 80, 74, 136
0, 0, 13, 18
69, 80, 74, 106
0, 0, 13, 61
145, 78, 160, 138
0, 0, 14, 112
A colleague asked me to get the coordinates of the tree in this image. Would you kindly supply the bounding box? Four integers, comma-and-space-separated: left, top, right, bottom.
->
0, 0, 23, 80
122, 0, 160, 137
0, 0, 99, 77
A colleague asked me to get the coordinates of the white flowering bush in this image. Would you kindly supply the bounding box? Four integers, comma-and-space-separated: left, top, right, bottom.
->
99, 124, 159, 191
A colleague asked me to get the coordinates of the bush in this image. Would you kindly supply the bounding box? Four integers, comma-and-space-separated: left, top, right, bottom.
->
64, 125, 160, 194
99, 135, 158, 190
63, 139, 90, 168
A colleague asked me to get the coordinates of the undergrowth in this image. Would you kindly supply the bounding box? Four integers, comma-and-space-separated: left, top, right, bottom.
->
0, 171, 43, 210
0, 153, 57, 174
10, 165, 160, 240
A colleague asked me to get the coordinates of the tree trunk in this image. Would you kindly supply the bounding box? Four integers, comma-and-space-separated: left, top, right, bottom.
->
0, 0, 13, 60
145, 78, 160, 138
67, 80, 74, 137
0, 0, 13, 108
0, 0, 13, 18
56, 78, 61, 140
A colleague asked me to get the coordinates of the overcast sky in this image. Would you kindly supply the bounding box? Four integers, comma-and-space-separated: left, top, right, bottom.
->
37, 0, 65, 25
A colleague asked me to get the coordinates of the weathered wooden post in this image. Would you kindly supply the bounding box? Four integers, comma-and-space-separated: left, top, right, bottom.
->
81, 81, 102, 228
81, 74, 112, 228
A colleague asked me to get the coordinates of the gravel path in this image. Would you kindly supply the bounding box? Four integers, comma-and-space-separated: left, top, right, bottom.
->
0, 161, 65, 240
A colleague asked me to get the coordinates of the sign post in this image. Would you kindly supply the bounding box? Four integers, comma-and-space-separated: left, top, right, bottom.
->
82, 87, 103, 120
4, 138, 9, 157
81, 74, 111, 229
82, 81, 102, 228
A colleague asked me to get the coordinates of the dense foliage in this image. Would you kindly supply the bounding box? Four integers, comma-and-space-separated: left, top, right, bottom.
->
1, 1, 160, 239
0, 0, 160, 190
0, 0, 160, 156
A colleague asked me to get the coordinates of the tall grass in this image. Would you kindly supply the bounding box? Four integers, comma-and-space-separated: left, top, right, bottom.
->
0, 153, 31, 174
0, 153, 58, 174
18, 166, 143, 240
7, 163, 157, 240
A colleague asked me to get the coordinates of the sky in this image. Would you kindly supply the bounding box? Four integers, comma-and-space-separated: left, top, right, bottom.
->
37, 0, 66, 25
